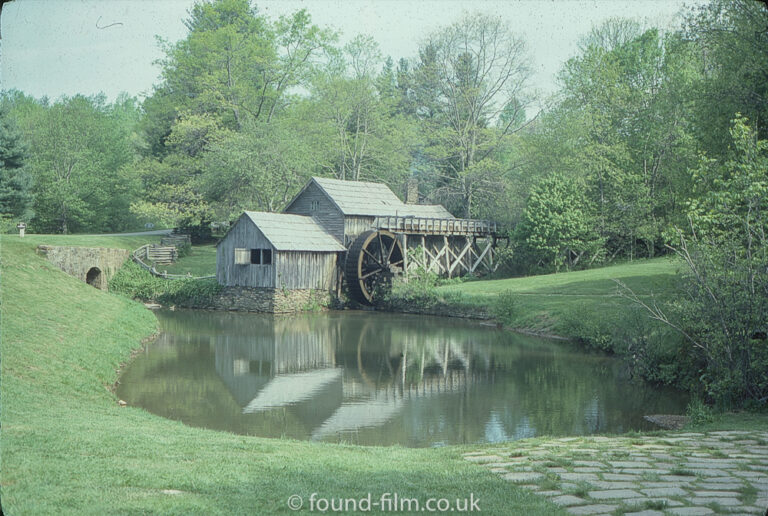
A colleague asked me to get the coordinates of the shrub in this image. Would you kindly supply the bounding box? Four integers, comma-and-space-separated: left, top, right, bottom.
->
686, 396, 716, 426
560, 303, 616, 352
110, 260, 221, 306
490, 290, 516, 325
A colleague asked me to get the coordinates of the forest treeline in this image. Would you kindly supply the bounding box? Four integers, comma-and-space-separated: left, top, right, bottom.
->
0, 0, 762, 264
1, 0, 766, 407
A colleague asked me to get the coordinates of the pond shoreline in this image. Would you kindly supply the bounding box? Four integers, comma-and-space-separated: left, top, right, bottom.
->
3, 236, 562, 515
374, 300, 572, 341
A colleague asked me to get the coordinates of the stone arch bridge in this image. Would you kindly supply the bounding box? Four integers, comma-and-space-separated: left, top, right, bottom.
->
36, 245, 130, 290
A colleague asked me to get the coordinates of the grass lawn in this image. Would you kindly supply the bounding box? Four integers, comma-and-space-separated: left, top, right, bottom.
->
0, 234, 562, 515
161, 244, 217, 277
440, 257, 682, 334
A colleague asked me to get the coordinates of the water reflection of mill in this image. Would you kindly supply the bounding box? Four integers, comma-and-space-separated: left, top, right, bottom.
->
213, 315, 492, 442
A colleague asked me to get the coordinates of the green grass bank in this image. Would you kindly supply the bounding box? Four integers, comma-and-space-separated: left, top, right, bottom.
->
0, 234, 561, 515
160, 243, 217, 277
434, 257, 681, 337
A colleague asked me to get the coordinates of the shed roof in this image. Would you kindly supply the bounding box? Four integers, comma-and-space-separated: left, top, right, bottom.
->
242, 211, 346, 252
310, 176, 454, 218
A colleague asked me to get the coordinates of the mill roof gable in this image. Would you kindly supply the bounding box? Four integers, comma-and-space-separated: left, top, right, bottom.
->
286, 176, 454, 219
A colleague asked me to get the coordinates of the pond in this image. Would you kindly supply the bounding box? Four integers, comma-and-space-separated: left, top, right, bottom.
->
117, 309, 688, 447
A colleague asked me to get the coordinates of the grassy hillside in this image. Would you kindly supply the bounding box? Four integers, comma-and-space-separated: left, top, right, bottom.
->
439, 258, 681, 335
161, 243, 217, 276
0, 234, 560, 515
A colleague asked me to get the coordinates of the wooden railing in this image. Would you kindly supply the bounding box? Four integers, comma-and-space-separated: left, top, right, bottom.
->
374, 216, 498, 236
131, 244, 215, 280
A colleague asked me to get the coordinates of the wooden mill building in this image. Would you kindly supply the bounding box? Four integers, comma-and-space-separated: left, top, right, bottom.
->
217, 177, 501, 305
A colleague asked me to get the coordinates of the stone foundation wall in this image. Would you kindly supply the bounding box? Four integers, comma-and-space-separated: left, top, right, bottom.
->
181, 286, 333, 314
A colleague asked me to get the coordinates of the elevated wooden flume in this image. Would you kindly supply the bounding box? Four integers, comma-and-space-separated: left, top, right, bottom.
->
373, 215, 499, 237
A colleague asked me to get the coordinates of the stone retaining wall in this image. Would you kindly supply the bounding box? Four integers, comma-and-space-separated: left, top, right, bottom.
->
36, 245, 130, 290
180, 286, 333, 314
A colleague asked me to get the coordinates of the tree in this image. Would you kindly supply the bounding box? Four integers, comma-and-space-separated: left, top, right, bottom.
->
21, 94, 140, 233
532, 20, 702, 260
156, 0, 274, 130
0, 105, 33, 229
143, 1, 336, 156
411, 13, 533, 217
311, 35, 417, 185
514, 174, 601, 271
200, 107, 326, 217
683, 0, 768, 154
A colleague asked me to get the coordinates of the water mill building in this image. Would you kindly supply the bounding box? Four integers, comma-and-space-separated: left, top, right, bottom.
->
216, 176, 502, 310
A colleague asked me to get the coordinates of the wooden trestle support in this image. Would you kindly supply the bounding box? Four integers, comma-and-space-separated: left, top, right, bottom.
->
401, 234, 498, 277
375, 215, 503, 278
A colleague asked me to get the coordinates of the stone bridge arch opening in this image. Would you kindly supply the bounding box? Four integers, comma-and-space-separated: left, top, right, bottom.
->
86, 267, 105, 290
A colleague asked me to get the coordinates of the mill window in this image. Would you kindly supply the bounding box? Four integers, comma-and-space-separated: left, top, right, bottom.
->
250, 248, 273, 265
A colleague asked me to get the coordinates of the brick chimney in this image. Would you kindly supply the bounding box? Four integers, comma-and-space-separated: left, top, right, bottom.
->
406, 178, 419, 205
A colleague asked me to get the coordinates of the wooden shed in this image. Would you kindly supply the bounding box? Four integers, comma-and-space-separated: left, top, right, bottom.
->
216, 211, 346, 290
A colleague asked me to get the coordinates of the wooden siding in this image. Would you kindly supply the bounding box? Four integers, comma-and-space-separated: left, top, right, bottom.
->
217, 216, 277, 287
343, 216, 375, 245
275, 251, 339, 290
284, 182, 345, 242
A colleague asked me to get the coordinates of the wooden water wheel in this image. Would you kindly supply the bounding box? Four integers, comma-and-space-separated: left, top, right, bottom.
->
345, 230, 405, 304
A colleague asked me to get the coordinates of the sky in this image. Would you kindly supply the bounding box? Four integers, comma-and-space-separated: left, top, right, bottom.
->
0, 0, 698, 102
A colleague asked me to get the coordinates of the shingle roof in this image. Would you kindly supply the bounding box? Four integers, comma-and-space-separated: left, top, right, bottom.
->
398, 203, 455, 219
243, 212, 345, 252
310, 177, 454, 218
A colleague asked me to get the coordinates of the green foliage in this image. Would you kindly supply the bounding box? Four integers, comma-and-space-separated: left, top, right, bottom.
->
159, 276, 222, 306
381, 265, 479, 314
404, 12, 533, 218
310, 35, 417, 185
384, 266, 441, 308
514, 174, 601, 272
3, 92, 142, 234
200, 115, 320, 217
110, 260, 221, 306
521, 21, 701, 264
686, 396, 716, 427
490, 290, 517, 325
560, 303, 616, 352
175, 240, 192, 259
683, 0, 768, 154
675, 118, 768, 408
619, 118, 768, 408
0, 105, 33, 229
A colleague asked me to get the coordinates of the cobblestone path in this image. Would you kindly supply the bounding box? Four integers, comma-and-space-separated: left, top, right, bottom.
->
464, 431, 768, 515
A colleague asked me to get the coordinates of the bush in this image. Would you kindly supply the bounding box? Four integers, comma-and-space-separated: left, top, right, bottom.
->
490, 290, 516, 325
382, 267, 441, 309
109, 260, 168, 300
686, 396, 716, 426
175, 241, 192, 259
380, 266, 481, 314
560, 303, 617, 352
110, 260, 221, 306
